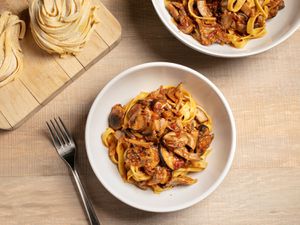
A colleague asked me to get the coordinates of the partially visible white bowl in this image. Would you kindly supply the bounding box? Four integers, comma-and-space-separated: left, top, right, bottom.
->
85, 62, 236, 212
152, 0, 300, 58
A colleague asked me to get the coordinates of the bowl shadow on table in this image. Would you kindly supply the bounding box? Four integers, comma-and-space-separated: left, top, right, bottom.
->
124, 0, 249, 72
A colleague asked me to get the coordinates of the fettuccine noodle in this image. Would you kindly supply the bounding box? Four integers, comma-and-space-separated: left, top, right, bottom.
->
29, 0, 99, 56
0, 11, 26, 87
102, 83, 214, 193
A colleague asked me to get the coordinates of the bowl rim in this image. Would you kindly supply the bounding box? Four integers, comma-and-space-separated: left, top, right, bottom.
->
151, 0, 300, 58
85, 62, 237, 212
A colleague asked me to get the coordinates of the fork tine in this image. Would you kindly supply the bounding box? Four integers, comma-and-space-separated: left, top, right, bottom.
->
50, 119, 65, 146
58, 117, 73, 142
54, 117, 69, 144
46, 121, 61, 150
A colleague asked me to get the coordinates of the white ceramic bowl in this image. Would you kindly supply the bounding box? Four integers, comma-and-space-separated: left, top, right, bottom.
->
152, 0, 300, 58
85, 62, 236, 212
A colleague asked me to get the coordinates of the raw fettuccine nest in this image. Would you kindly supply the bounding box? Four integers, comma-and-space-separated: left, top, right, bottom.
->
0, 11, 26, 87
29, 0, 99, 56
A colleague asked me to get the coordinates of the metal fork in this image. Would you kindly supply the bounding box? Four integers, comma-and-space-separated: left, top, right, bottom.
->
46, 117, 100, 225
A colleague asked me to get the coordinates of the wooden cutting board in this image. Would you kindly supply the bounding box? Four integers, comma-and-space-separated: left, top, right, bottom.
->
0, 0, 121, 130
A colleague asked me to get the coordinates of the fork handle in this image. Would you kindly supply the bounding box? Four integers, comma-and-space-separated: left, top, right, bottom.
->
71, 169, 101, 225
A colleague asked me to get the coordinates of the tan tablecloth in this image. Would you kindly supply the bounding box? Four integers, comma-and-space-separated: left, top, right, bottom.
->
0, 1, 299, 224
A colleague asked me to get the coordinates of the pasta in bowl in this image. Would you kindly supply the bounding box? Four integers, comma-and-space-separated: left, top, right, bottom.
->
102, 84, 214, 193
152, 0, 300, 57
85, 62, 236, 212
164, 0, 285, 48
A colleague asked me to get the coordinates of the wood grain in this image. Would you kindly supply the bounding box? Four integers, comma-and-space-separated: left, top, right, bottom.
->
53, 54, 84, 79
75, 32, 109, 68
0, 111, 11, 130
20, 31, 71, 104
0, 79, 39, 127
93, 0, 122, 47
0, 1, 299, 225
0, 0, 121, 130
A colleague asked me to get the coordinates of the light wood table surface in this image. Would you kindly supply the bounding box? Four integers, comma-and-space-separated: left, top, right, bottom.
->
1, 1, 300, 225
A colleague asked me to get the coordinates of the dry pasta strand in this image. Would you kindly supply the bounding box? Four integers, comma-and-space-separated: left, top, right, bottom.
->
0, 11, 26, 87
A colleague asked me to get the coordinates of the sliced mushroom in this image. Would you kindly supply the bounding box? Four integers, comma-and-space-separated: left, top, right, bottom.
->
159, 118, 168, 136
167, 2, 194, 34
178, 19, 194, 34
266, 0, 285, 18
167, 119, 183, 132
195, 18, 230, 45
152, 119, 160, 132
165, 175, 196, 187
174, 147, 201, 161
125, 145, 158, 169
127, 103, 149, 131
127, 103, 142, 122
166, 83, 183, 103
125, 138, 151, 148
144, 147, 160, 171
220, 10, 234, 30
147, 166, 171, 186
159, 146, 185, 170
108, 104, 125, 130
166, 87, 178, 103
195, 106, 209, 123
163, 131, 197, 150
220, 0, 229, 10
134, 181, 148, 190
163, 131, 187, 149
162, 109, 174, 119
197, 134, 214, 153
125, 147, 143, 168
123, 129, 135, 139
141, 126, 153, 136
196, 125, 214, 154
186, 131, 198, 149
131, 115, 147, 131
166, 2, 180, 21
152, 118, 168, 135
197, 0, 213, 17
152, 99, 167, 113
240, 2, 253, 17
199, 124, 210, 136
